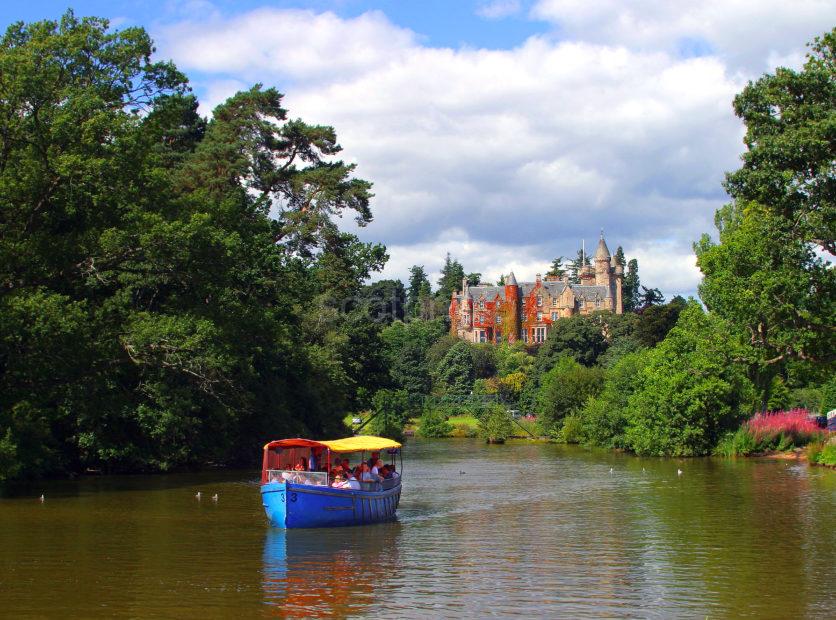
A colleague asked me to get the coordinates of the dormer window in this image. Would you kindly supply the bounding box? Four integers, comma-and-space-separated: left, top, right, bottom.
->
479, 300, 484, 309
537, 296, 543, 307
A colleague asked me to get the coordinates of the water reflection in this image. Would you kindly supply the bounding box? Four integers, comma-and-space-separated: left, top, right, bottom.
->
262, 523, 402, 617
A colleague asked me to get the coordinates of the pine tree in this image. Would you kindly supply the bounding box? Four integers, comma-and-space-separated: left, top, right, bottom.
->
546, 256, 566, 278
623, 259, 640, 311
569, 249, 590, 284
436, 253, 465, 300
407, 266, 430, 318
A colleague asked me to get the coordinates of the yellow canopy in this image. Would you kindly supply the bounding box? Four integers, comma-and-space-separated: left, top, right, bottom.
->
319, 435, 402, 453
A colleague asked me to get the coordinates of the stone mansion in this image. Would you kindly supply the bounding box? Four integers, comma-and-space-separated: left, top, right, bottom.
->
449, 235, 623, 344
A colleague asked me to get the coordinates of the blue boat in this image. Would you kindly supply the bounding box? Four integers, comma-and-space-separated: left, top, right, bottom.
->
260, 435, 403, 529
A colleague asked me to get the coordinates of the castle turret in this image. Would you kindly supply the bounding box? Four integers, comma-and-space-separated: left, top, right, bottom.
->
503, 271, 520, 343
594, 233, 611, 287
459, 277, 473, 328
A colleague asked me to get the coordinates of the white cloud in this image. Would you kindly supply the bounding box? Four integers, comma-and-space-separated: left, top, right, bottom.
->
152, 4, 831, 297
530, 0, 836, 72
477, 0, 523, 20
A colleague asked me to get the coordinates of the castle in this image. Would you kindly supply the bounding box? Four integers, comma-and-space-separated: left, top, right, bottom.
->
449, 235, 623, 344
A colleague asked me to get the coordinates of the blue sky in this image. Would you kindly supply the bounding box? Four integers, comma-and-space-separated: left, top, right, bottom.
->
3, 1, 834, 297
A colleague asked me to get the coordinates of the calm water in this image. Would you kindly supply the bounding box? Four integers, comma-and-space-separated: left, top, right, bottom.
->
1, 439, 835, 618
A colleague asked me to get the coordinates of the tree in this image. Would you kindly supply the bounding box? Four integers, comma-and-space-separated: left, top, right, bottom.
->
390, 340, 431, 396
0, 13, 385, 480
368, 389, 410, 442
537, 356, 604, 435
579, 351, 649, 448
568, 249, 591, 284
466, 272, 482, 287
546, 256, 566, 278
637, 286, 665, 310
696, 204, 835, 407
623, 303, 754, 456
536, 314, 608, 369
614, 247, 626, 269
478, 405, 513, 443
406, 266, 431, 318
724, 28, 835, 255
634, 296, 687, 347
358, 279, 406, 324
435, 341, 475, 395
623, 259, 640, 312
418, 407, 453, 438
436, 253, 465, 300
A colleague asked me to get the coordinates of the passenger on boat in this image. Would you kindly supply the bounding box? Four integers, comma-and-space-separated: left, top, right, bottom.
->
294, 457, 307, 471
341, 458, 351, 472
367, 452, 380, 467
359, 463, 375, 482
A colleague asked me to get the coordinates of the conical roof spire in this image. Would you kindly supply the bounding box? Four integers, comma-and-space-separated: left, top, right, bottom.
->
595, 233, 610, 261
506, 271, 518, 286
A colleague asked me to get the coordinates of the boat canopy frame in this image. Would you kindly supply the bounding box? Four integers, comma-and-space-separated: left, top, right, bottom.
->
261, 435, 403, 485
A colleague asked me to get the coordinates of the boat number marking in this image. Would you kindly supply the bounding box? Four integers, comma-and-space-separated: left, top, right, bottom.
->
280, 492, 285, 502
289, 492, 298, 503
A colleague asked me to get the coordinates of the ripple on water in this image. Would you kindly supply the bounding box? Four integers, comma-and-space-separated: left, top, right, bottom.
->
1, 440, 835, 618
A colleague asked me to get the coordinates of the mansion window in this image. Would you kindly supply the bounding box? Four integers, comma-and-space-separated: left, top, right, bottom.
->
479, 300, 485, 309
496, 314, 502, 324
551, 312, 558, 321
478, 313, 484, 323
477, 330, 487, 343
536, 312, 542, 321
534, 326, 547, 343
537, 296, 543, 307
522, 332, 528, 343
595, 299, 601, 308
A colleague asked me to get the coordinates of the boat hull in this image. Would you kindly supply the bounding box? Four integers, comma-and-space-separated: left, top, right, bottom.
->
261, 481, 401, 529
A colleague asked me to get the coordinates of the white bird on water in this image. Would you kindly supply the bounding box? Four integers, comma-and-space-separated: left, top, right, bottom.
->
39, 494, 44, 503
677, 469, 683, 476
609, 467, 614, 474
195, 491, 202, 500
212, 494, 218, 502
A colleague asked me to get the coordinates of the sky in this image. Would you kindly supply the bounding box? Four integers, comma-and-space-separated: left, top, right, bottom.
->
4, 1, 835, 298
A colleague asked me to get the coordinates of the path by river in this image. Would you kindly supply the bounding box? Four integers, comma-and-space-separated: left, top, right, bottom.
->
1, 439, 834, 618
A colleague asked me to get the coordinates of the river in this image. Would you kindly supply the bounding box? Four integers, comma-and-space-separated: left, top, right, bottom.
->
1, 439, 834, 618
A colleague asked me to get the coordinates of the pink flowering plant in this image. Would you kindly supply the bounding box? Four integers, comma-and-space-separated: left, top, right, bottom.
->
716, 409, 826, 455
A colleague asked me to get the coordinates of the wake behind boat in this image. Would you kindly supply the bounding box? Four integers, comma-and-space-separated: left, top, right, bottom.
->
260, 435, 403, 529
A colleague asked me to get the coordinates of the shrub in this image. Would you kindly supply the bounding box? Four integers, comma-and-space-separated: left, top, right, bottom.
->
745, 409, 823, 448
478, 405, 513, 443
497, 372, 527, 402
714, 427, 758, 456
434, 341, 475, 395
537, 356, 603, 435
814, 444, 836, 466
417, 408, 453, 438
578, 350, 648, 449
558, 415, 584, 444
450, 423, 477, 438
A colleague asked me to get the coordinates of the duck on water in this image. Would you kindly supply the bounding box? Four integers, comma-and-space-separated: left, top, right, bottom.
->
260, 435, 403, 529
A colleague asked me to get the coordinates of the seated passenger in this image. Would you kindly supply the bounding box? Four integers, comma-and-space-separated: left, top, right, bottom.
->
293, 457, 307, 471
344, 476, 361, 490
371, 459, 385, 481
359, 463, 375, 482
367, 452, 380, 468
341, 458, 351, 472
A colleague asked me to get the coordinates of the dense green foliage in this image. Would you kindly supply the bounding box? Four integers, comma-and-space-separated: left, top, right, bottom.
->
0, 14, 390, 480
477, 405, 513, 443
368, 389, 410, 442
418, 408, 454, 438
537, 357, 604, 435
